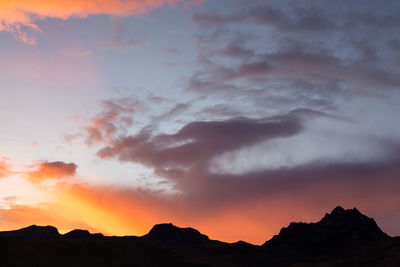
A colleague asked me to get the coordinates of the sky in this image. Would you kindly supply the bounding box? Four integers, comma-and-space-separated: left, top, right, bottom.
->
0, 0, 400, 244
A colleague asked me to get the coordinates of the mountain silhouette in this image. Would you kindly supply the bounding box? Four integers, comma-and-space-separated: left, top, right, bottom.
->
142, 223, 209, 245
62, 229, 104, 239
0, 206, 399, 266
264, 206, 388, 252
261, 206, 393, 265
0, 224, 59, 240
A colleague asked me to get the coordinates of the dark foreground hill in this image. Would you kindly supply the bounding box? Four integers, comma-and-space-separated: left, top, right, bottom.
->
1, 206, 399, 266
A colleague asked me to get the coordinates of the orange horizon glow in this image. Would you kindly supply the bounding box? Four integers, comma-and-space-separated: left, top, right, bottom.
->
0, 176, 354, 244
0, 178, 292, 244
1, 160, 398, 244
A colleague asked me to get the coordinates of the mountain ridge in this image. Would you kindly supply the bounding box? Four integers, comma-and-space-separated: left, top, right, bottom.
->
1, 206, 399, 266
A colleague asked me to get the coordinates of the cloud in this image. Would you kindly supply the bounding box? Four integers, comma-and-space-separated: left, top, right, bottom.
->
96, 112, 303, 175
193, 2, 400, 32
193, 4, 338, 33
0, 160, 11, 178
220, 42, 255, 59
78, 93, 198, 148
185, 0, 400, 125
27, 161, 78, 183
85, 98, 137, 146
188, 42, 400, 97
0, 0, 205, 44
91, 104, 399, 201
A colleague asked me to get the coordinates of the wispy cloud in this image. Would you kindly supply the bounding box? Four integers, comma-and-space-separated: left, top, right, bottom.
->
85, 98, 137, 146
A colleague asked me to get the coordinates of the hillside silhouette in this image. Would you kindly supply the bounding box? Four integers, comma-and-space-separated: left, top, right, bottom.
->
1, 206, 399, 266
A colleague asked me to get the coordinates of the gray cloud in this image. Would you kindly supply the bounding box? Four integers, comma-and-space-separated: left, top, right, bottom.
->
194, 1, 400, 32
188, 0, 400, 116
97, 112, 303, 172
193, 5, 336, 33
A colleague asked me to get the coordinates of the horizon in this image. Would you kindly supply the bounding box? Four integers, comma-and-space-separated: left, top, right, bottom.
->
1, 0, 400, 245
1, 205, 388, 244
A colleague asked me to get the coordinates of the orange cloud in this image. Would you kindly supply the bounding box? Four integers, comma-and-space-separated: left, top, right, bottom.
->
0, 160, 11, 178
0, 0, 203, 44
27, 161, 77, 183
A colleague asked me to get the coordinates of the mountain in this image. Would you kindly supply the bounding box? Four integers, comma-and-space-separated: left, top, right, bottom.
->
142, 223, 209, 245
0, 206, 399, 266
262, 206, 394, 265
0, 224, 59, 240
62, 229, 104, 239
264, 206, 388, 252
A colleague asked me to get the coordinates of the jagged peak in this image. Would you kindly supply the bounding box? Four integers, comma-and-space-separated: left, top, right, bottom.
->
321, 206, 371, 225
263, 206, 388, 250
331, 205, 345, 214
330, 206, 361, 215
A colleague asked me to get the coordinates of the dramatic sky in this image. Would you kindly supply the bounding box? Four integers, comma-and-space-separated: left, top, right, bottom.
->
1, 0, 400, 244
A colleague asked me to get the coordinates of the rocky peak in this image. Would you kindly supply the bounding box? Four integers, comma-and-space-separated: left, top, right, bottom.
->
263, 206, 388, 255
